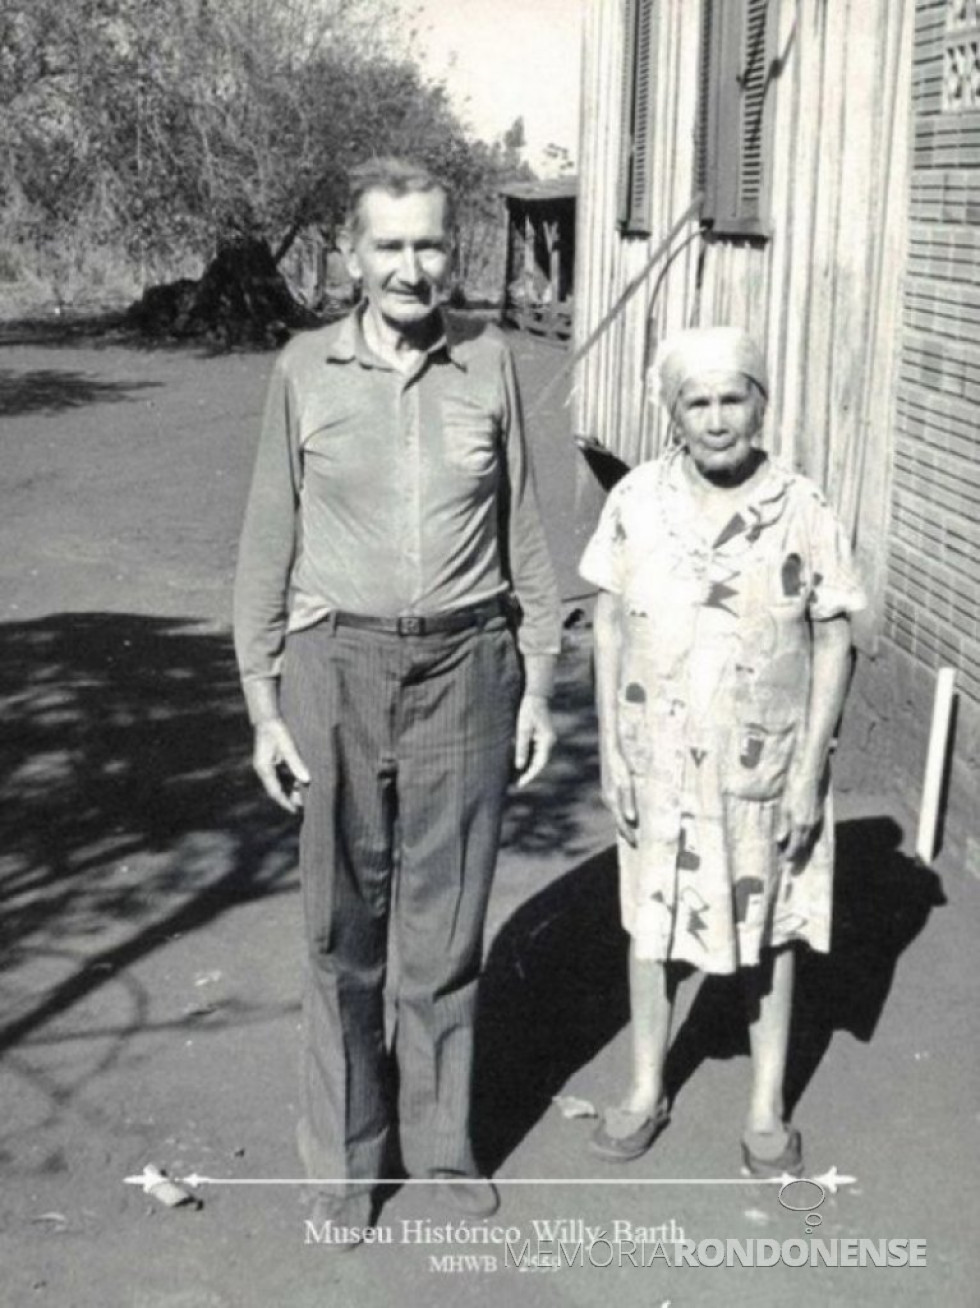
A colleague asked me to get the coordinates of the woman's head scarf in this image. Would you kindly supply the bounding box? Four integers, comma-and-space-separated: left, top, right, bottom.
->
654, 326, 769, 414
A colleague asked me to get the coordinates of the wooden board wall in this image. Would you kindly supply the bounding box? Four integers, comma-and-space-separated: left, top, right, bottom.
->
573, 0, 913, 634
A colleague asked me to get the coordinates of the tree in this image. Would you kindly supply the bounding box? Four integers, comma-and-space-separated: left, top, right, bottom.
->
502, 116, 526, 158
0, 0, 507, 321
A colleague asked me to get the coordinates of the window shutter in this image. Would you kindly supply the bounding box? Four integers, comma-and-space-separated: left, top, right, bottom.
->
617, 0, 639, 225
696, 0, 772, 239
628, 0, 656, 231
618, 0, 657, 235
738, 0, 769, 222
694, 0, 716, 204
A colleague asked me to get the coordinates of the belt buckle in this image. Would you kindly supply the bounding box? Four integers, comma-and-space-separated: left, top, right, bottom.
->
398, 615, 424, 636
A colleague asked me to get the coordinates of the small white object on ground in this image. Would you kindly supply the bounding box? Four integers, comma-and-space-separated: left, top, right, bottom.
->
127, 1164, 201, 1209
552, 1094, 598, 1119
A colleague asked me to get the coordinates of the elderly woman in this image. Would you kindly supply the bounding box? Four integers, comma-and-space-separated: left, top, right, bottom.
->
579, 326, 866, 1175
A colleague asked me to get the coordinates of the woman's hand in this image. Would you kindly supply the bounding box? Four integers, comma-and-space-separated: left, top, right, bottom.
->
603, 743, 639, 846
776, 767, 824, 863
593, 590, 640, 846
777, 614, 852, 863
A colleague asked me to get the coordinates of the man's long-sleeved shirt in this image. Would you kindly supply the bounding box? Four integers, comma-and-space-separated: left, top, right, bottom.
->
234, 308, 561, 690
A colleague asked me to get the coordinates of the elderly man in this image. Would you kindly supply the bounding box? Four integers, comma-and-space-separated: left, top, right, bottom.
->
234, 157, 560, 1236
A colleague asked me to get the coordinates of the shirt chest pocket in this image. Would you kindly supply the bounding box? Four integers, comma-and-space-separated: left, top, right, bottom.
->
440, 391, 500, 476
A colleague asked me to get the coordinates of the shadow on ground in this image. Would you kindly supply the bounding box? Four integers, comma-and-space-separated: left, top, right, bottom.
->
0, 368, 162, 417
472, 844, 627, 1171
0, 613, 299, 1056
472, 816, 945, 1171
784, 816, 946, 1113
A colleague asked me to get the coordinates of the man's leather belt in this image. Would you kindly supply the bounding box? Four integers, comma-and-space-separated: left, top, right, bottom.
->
331, 596, 511, 637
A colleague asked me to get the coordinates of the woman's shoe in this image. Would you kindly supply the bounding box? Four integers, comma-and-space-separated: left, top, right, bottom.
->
740, 1125, 804, 1177
589, 1099, 671, 1162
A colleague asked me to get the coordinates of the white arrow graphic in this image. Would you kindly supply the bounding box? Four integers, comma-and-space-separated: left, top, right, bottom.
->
125, 1165, 856, 1192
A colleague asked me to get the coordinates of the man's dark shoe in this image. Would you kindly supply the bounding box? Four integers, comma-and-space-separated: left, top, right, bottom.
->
429, 1170, 500, 1217
307, 1188, 375, 1252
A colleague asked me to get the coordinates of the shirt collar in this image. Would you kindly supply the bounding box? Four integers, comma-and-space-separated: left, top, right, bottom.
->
434, 314, 469, 370
325, 303, 467, 371
324, 307, 370, 366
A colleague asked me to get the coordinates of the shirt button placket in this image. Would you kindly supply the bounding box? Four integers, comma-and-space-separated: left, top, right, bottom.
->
400, 379, 423, 609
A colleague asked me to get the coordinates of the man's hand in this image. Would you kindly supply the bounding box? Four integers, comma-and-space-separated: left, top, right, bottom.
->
514, 693, 556, 789
602, 744, 638, 846
252, 718, 311, 814
776, 768, 823, 863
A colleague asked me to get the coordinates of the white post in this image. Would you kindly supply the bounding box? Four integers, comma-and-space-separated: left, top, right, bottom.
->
915, 666, 957, 864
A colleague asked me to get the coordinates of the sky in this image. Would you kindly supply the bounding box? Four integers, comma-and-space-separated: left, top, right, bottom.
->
410, 0, 584, 174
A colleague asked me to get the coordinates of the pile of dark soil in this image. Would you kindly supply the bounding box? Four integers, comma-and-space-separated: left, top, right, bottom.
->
126, 238, 323, 346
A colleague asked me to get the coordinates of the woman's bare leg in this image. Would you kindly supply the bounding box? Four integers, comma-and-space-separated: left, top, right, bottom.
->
744, 944, 795, 1134
618, 947, 676, 1115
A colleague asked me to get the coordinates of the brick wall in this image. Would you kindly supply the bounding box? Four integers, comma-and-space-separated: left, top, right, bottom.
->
840, 0, 980, 876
